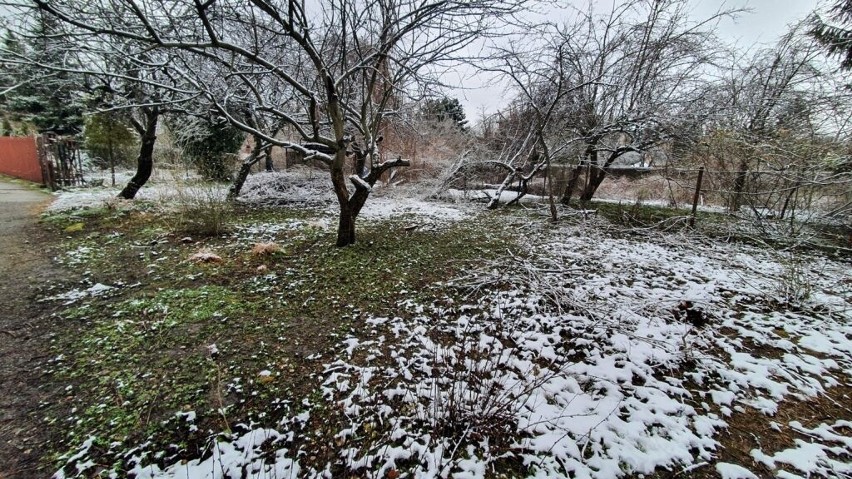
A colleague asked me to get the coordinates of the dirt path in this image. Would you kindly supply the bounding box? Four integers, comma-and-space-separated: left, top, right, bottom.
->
0, 178, 63, 479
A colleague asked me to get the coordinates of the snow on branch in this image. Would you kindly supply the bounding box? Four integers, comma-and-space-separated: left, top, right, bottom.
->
349, 174, 372, 192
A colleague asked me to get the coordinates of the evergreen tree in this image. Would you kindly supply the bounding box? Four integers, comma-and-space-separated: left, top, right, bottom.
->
422, 96, 468, 131
0, 15, 85, 135
1, 117, 12, 136
84, 112, 137, 166
810, 0, 852, 70
173, 118, 245, 182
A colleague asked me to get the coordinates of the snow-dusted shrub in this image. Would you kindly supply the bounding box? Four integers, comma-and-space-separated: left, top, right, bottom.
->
772, 251, 815, 306
237, 168, 334, 207
172, 184, 232, 237
415, 310, 563, 450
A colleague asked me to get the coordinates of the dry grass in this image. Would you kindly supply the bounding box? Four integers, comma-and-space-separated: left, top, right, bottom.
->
250, 241, 281, 255
188, 249, 223, 263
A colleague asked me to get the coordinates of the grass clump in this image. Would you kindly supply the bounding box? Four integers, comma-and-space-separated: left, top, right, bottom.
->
172, 185, 233, 237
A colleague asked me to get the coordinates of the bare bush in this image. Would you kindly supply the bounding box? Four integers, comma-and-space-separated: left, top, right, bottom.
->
172, 185, 232, 237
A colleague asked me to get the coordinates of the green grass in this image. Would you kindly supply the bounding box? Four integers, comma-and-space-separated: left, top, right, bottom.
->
0, 173, 51, 191
575, 200, 724, 229
41, 203, 518, 476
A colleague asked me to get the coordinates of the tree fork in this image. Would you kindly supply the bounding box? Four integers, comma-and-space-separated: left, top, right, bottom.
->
579, 166, 608, 201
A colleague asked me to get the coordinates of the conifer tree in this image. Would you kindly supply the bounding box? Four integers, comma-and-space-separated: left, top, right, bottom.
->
0, 15, 85, 135
810, 0, 852, 70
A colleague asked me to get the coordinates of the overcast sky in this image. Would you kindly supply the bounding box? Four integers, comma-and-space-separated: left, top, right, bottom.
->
454, 0, 822, 122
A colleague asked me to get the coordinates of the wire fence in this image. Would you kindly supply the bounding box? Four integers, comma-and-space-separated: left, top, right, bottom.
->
447, 161, 852, 229
569, 165, 852, 235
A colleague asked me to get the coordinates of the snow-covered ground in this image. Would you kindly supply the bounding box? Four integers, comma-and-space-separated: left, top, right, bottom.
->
49, 168, 474, 226
48, 167, 222, 213
239, 170, 475, 224
113, 227, 850, 478
305, 227, 850, 479
48, 168, 851, 478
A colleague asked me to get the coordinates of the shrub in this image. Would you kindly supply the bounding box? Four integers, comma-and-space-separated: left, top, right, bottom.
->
173, 119, 245, 182
83, 112, 137, 168
172, 185, 232, 237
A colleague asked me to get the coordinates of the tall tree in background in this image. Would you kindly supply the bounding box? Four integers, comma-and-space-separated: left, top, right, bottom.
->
707, 27, 825, 211
0, 15, 85, 135
422, 96, 468, 131
84, 111, 136, 186
810, 0, 852, 70
172, 116, 245, 182
547, 0, 728, 203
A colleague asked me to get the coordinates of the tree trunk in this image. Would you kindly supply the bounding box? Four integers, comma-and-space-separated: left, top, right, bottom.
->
349, 187, 370, 218
560, 164, 584, 205
731, 159, 749, 212
779, 178, 801, 220
333, 151, 356, 247
107, 133, 115, 187
332, 166, 355, 246
228, 156, 260, 200
264, 146, 274, 172
228, 134, 264, 200
487, 170, 518, 209
579, 166, 607, 201
324, 74, 358, 247
546, 161, 557, 223
355, 153, 367, 178
505, 178, 529, 206
331, 147, 355, 247
336, 203, 356, 247
118, 107, 158, 200
562, 143, 597, 205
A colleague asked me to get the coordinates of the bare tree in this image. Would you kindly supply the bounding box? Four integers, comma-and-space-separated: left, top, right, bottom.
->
24, 0, 527, 246
697, 23, 852, 227
706, 26, 829, 212
483, 30, 586, 219
1, 6, 201, 199
544, 0, 730, 204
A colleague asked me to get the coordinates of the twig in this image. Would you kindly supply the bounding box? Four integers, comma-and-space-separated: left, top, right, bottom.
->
675, 461, 709, 476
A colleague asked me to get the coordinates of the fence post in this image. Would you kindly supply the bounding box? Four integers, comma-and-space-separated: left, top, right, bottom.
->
35, 134, 55, 190
689, 166, 705, 228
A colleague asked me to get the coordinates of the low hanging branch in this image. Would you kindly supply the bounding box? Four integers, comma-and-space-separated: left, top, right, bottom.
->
485, 131, 536, 209
485, 150, 548, 209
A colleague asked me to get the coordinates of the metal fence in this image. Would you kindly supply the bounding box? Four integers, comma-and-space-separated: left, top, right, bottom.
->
583, 165, 852, 234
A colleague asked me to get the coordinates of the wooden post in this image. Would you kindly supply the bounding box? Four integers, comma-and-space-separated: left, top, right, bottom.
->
690, 166, 704, 228
36, 134, 56, 190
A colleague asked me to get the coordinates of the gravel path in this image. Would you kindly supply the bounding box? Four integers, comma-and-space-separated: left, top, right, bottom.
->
0, 178, 61, 479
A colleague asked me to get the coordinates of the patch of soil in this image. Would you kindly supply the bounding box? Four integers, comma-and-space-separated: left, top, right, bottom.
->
641, 384, 852, 478
0, 186, 73, 479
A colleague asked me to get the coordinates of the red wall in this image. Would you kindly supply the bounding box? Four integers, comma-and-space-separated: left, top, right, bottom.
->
0, 136, 42, 184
